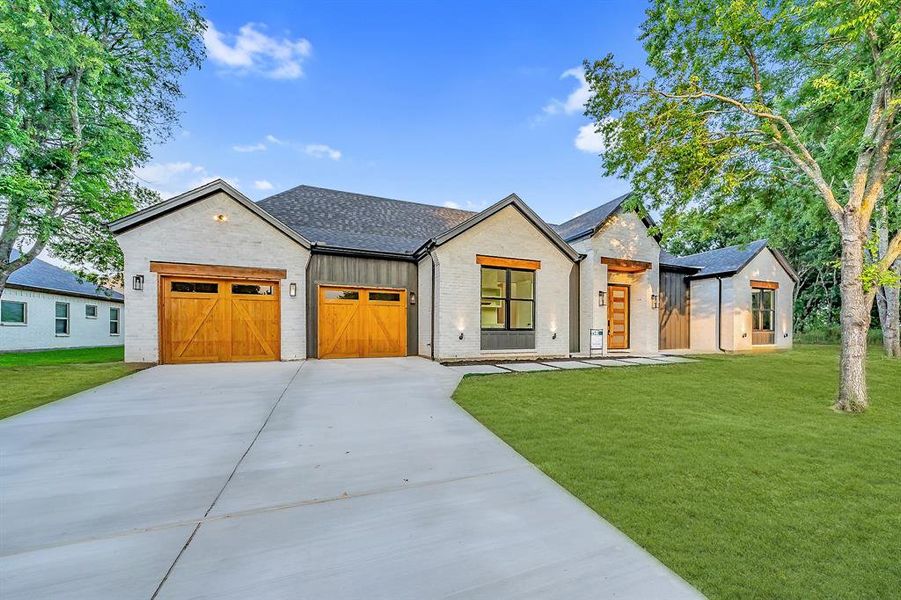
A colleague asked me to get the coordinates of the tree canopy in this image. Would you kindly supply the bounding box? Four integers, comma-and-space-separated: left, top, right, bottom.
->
0, 0, 205, 288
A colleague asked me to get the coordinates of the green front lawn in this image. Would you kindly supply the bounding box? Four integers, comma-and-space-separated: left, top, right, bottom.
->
0, 346, 144, 419
454, 346, 901, 600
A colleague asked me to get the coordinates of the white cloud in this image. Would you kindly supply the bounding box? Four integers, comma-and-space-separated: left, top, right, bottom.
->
203, 21, 312, 80
134, 161, 238, 198
254, 179, 274, 190
542, 66, 591, 116
574, 123, 607, 154
442, 199, 486, 211
232, 142, 267, 152
304, 144, 341, 160
443, 201, 461, 209
265, 134, 286, 145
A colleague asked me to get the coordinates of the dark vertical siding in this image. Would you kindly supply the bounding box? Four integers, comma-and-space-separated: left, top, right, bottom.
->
659, 268, 691, 350
569, 263, 580, 352
480, 331, 536, 350
307, 253, 418, 357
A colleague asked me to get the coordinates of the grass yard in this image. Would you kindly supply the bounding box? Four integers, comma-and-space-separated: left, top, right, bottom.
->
0, 346, 144, 419
454, 346, 901, 600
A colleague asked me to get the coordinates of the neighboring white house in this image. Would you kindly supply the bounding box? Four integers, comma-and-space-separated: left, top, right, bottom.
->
109, 179, 796, 365
1, 254, 124, 352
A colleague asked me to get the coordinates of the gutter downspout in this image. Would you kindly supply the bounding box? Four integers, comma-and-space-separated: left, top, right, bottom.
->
717, 277, 724, 352
428, 247, 436, 361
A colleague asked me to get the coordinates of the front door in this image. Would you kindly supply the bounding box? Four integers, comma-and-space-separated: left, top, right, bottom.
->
607, 284, 630, 350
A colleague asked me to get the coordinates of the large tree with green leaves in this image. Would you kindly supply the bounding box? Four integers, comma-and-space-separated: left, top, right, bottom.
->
584, 0, 900, 412
0, 0, 205, 291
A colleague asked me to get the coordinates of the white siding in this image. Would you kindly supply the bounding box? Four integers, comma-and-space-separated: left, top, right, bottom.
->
432, 205, 575, 360
115, 191, 310, 363
417, 254, 433, 357
577, 211, 660, 354
0, 287, 123, 351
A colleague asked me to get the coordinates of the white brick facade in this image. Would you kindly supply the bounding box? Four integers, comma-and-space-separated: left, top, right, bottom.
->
115, 191, 310, 363
689, 248, 794, 352
0, 288, 123, 351
573, 211, 661, 355
431, 205, 576, 360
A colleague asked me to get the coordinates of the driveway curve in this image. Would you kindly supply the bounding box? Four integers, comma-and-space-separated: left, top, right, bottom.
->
1, 357, 701, 599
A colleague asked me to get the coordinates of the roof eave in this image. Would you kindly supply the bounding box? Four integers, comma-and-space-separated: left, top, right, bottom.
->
5, 282, 124, 302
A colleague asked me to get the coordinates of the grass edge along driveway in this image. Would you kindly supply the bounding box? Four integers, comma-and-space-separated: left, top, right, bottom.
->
0, 346, 145, 419
453, 346, 901, 600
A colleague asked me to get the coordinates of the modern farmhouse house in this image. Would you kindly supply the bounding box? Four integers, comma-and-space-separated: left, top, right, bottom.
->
1, 252, 124, 352
109, 180, 796, 364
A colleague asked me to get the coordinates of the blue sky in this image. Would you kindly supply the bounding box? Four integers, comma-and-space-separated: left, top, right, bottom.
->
138, 1, 648, 225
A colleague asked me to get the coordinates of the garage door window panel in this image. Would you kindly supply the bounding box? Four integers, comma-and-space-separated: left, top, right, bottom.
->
171, 281, 219, 294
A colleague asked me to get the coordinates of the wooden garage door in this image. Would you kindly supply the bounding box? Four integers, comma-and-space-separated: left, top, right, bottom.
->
318, 286, 406, 359
160, 277, 280, 363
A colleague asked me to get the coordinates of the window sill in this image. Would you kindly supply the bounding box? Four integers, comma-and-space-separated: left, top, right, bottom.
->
1, 322, 27, 327
55, 334, 70, 337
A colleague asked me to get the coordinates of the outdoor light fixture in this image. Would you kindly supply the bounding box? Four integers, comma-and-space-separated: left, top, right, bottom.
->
132, 274, 144, 291
552, 332, 557, 340
289, 283, 297, 297
459, 331, 465, 340
410, 292, 416, 305
651, 294, 658, 309
598, 290, 606, 306
215, 213, 228, 222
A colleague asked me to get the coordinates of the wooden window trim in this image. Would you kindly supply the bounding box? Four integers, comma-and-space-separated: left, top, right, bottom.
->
476, 255, 541, 271
150, 261, 287, 281
751, 279, 779, 290
601, 257, 652, 273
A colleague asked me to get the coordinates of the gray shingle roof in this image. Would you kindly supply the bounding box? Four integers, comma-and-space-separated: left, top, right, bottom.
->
6, 251, 123, 301
257, 185, 476, 254
660, 239, 769, 278
552, 193, 630, 241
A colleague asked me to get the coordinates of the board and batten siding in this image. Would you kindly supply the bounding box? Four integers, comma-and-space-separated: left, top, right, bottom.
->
306, 253, 418, 358
658, 268, 691, 350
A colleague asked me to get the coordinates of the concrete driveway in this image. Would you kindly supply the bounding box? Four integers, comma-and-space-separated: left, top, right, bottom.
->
1, 358, 701, 599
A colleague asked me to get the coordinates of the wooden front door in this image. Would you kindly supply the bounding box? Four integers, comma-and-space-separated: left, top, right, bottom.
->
607, 284, 630, 350
160, 277, 280, 364
318, 286, 407, 358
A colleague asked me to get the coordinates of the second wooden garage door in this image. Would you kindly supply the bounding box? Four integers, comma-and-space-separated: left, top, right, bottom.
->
160, 277, 280, 363
318, 286, 407, 358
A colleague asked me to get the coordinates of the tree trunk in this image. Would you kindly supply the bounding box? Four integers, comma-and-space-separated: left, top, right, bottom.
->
835, 228, 870, 412
880, 265, 901, 357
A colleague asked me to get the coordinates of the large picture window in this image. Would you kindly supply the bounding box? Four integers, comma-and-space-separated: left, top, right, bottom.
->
751, 287, 775, 345
480, 267, 534, 330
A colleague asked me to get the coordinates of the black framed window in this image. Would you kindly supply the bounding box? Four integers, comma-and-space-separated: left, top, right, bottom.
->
751, 287, 775, 344
109, 307, 120, 335
480, 267, 534, 330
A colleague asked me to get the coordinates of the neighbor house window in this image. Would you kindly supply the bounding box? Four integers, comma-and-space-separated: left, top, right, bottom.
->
480, 267, 535, 330
751, 287, 775, 345
55, 302, 70, 335
109, 307, 120, 335
85, 304, 98, 318
1, 300, 27, 325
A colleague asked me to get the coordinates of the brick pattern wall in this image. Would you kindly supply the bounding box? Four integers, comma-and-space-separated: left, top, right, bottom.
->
115, 192, 310, 363
432, 205, 575, 360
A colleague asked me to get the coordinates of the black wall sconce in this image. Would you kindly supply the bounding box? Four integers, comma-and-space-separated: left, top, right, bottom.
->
410, 292, 416, 305
458, 331, 464, 340
552, 332, 557, 340
132, 274, 144, 291
289, 283, 297, 297
598, 290, 606, 306
651, 294, 658, 309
